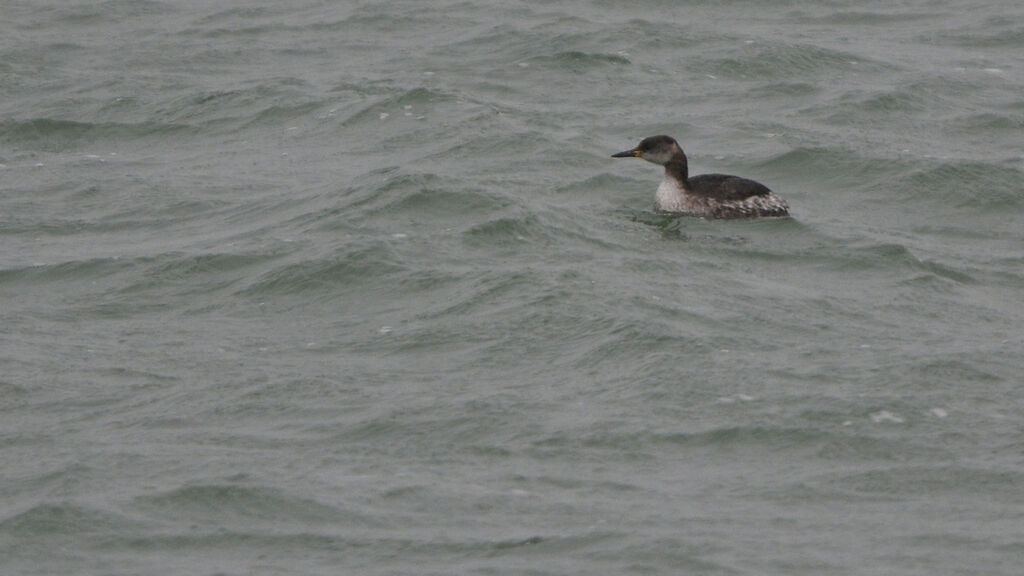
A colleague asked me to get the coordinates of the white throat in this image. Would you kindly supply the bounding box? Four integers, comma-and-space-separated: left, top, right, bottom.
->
655, 174, 689, 212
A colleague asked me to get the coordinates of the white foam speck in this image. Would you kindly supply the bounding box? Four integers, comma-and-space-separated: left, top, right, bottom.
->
403, 105, 412, 110
983, 68, 1003, 74
842, 420, 853, 426
870, 410, 904, 424
379, 326, 393, 334
34, 163, 45, 167
391, 233, 408, 239
930, 407, 948, 418
379, 112, 389, 120
717, 394, 754, 404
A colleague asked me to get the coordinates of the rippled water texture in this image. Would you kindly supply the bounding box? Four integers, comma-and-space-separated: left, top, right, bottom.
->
2, 1, 1023, 575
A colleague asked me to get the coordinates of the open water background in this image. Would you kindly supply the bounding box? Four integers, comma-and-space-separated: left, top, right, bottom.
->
2, 1, 1023, 574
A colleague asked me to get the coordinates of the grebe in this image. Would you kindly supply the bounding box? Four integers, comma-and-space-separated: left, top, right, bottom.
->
612, 135, 789, 218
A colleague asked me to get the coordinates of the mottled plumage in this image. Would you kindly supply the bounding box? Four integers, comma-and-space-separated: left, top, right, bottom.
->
612, 135, 789, 218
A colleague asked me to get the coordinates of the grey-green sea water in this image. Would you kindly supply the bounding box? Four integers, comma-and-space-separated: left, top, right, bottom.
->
2, 1, 1023, 575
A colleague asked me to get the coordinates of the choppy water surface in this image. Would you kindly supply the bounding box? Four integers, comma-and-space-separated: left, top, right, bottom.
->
2, 1, 1023, 575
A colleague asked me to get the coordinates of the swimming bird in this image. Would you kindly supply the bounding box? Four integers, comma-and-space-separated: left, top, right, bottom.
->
612, 135, 789, 218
